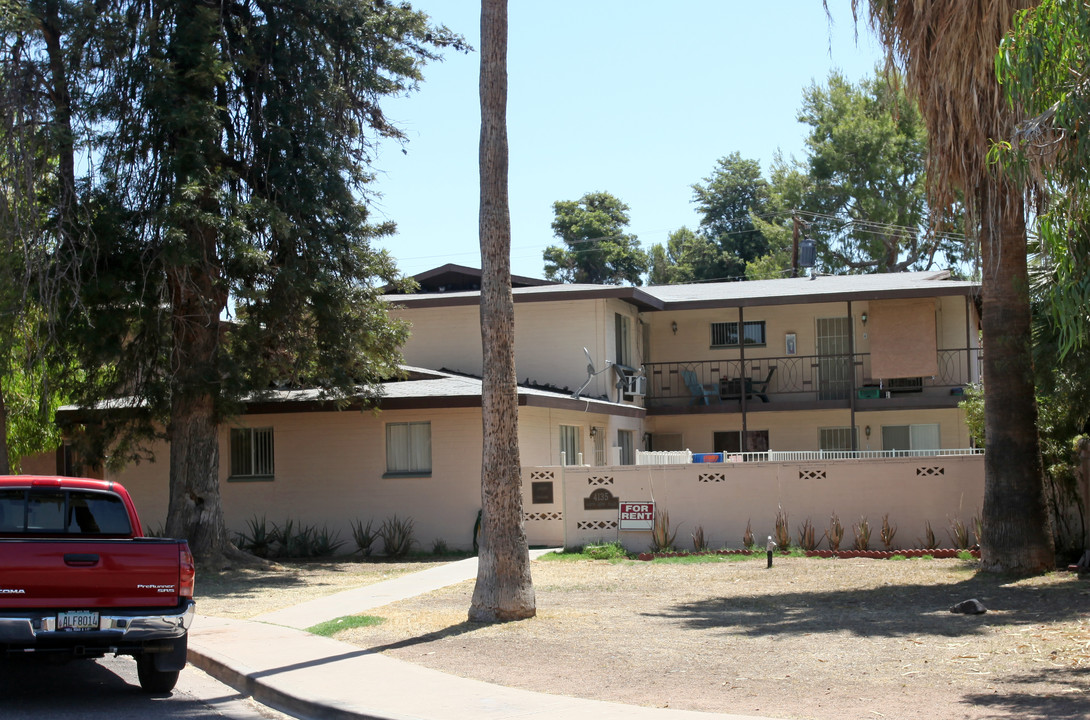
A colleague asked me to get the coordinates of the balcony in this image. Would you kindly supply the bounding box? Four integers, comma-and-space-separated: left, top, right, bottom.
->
643, 348, 980, 414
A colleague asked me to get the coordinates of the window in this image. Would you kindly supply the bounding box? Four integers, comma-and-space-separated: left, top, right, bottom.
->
819, 427, 858, 451
615, 313, 632, 366
882, 424, 940, 452
0, 488, 132, 536
385, 421, 432, 475
711, 320, 766, 348
714, 430, 769, 454
617, 430, 635, 465
559, 425, 581, 465
230, 427, 274, 478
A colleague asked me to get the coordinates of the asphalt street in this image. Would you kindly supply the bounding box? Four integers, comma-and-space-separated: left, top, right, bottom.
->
0, 656, 294, 720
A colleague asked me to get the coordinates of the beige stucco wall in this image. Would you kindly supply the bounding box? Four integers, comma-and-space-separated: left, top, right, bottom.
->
550, 454, 985, 553
392, 298, 642, 402
103, 404, 638, 552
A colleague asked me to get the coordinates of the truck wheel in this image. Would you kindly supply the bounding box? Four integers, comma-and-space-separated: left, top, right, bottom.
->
136, 654, 180, 693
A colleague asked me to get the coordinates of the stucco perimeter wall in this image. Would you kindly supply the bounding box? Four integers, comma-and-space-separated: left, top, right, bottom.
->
546, 454, 984, 553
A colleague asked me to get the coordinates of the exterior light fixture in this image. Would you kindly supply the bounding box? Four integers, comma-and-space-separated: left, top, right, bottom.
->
861, 312, 868, 325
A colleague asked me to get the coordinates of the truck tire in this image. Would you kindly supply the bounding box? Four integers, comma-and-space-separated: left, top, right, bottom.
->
136, 653, 180, 693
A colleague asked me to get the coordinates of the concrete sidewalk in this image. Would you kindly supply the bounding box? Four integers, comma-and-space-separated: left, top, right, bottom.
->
186, 551, 777, 720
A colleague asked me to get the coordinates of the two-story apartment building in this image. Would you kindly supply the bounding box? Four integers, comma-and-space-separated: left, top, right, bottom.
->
389, 264, 980, 463
79, 264, 982, 551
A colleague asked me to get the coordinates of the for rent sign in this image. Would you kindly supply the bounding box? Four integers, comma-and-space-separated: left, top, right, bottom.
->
619, 501, 655, 531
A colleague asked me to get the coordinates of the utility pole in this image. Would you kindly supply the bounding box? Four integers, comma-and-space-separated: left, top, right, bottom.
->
791, 213, 800, 278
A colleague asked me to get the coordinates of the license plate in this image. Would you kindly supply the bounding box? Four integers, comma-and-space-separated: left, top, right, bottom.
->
57, 610, 100, 631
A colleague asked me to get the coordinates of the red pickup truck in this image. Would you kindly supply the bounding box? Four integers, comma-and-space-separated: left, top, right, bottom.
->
0, 476, 195, 693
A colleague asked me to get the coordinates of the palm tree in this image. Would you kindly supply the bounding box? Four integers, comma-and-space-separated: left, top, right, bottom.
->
853, 0, 1054, 572
469, 0, 536, 621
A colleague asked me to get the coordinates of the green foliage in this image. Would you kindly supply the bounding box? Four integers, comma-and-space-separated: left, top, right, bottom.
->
958, 383, 986, 448
236, 515, 275, 558
1, 3, 467, 538
948, 517, 970, 550
763, 71, 968, 275
307, 614, 384, 637
351, 519, 378, 557
378, 515, 415, 558
691, 153, 771, 279
582, 542, 630, 560
543, 191, 648, 285
997, 0, 1090, 358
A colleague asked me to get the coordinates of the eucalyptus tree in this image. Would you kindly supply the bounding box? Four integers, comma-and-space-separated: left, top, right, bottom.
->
471, 0, 536, 622
854, 0, 1054, 573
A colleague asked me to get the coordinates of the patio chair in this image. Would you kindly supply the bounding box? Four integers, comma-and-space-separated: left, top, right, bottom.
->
681, 370, 718, 405
748, 366, 777, 402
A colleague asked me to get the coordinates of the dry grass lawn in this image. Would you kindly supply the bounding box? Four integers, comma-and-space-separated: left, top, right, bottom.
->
198, 553, 1089, 720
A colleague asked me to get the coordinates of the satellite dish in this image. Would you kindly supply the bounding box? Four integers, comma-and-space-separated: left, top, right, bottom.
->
572, 347, 611, 399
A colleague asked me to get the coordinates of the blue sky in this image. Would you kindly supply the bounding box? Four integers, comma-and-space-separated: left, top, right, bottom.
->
369, 1, 885, 280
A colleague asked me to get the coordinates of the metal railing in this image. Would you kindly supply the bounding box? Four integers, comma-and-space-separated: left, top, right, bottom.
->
644, 347, 981, 407
635, 447, 983, 465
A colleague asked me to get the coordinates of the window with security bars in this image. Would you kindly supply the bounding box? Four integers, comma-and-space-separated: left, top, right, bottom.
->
711, 320, 766, 347
819, 427, 857, 452
230, 427, 275, 478
385, 421, 432, 475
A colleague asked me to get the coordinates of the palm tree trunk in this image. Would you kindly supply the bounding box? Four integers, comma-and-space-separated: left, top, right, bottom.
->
978, 181, 1054, 572
469, 0, 535, 622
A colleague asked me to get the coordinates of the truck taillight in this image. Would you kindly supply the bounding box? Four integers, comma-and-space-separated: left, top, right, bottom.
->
179, 544, 195, 598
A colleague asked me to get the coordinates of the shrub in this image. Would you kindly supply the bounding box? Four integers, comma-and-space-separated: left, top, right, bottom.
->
236, 515, 274, 558
583, 541, 628, 560
312, 525, 345, 557
650, 510, 678, 553
853, 515, 871, 551
825, 512, 845, 552
351, 519, 378, 556
743, 519, 755, 549
431, 538, 450, 556
972, 516, 983, 547
797, 517, 817, 551
774, 509, 792, 550
880, 514, 897, 550
691, 525, 709, 552
948, 516, 970, 549
919, 519, 938, 549
379, 515, 415, 557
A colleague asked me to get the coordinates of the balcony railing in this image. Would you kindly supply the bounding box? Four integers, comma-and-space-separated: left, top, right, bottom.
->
643, 348, 981, 409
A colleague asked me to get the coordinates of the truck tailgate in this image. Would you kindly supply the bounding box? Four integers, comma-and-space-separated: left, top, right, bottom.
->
0, 539, 182, 609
